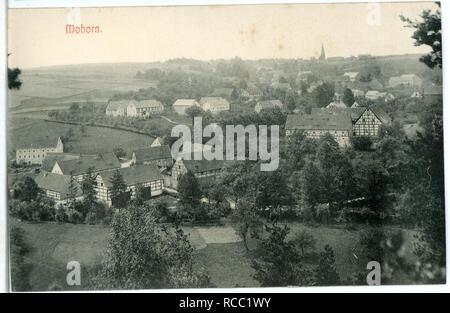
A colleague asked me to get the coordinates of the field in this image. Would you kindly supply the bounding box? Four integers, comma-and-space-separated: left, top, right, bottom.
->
8, 68, 158, 112
8, 118, 155, 158
11, 220, 419, 291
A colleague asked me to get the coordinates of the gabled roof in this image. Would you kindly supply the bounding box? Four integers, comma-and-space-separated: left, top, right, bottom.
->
106, 100, 131, 111
181, 159, 225, 173
17, 136, 61, 150
286, 112, 352, 132
133, 100, 163, 109
42, 153, 80, 172
100, 164, 163, 188
173, 99, 200, 107
55, 153, 121, 176
370, 107, 392, 124
327, 101, 347, 109
35, 173, 83, 199
133, 145, 172, 163
200, 97, 230, 107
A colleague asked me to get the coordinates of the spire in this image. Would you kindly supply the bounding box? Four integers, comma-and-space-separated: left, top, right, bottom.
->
320, 43, 326, 61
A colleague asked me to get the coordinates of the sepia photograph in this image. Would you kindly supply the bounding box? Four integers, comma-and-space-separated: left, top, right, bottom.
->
3, 0, 446, 293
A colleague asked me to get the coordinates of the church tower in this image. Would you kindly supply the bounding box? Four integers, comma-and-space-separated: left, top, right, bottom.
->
319, 43, 326, 61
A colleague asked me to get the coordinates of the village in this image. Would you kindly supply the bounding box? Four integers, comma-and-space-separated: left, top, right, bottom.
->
11, 48, 442, 211
7, 44, 444, 290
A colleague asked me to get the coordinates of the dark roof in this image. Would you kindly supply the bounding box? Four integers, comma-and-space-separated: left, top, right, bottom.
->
42, 153, 80, 172
106, 100, 130, 111
311, 106, 390, 124
100, 164, 163, 188
286, 112, 353, 131
182, 159, 225, 173
17, 136, 61, 150
56, 153, 121, 175
370, 107, 392, 124
35, 173, 83, 199
133, 145, 172, 163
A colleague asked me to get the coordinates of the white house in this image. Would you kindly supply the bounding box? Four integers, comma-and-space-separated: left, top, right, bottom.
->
173, 99, 201, 115
16, 137, 64, 165
344, 72, 360, 82
200, 97, 230, 114
388, 74, 423, 88
127, 100, 164, 118
105, 100, 132, 117
35, 172, 83, 204
285, 112, 353, 148
255, 100, 284, 113
95, 165, 164, 206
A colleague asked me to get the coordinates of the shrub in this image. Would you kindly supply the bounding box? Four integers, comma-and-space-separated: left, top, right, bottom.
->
85, 212, 98, 225
55, 207, 68, 223
67, 210, 83, 224
351, 136, 374, 151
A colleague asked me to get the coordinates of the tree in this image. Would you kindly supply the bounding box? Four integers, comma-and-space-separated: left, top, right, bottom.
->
113, 147, 127, 159
401, 3, 441, 69
13, 176, 40, 202
342, 88, 355, 106
10, 226, 31, 291
315, 245, 341, 286
82, 168, 97, 214
254, 170, 294, 213
298, 161, 322, 212
133, 184, 147, 206
316, 134, 342, 207
231, 196, 263, 252
109, 170, 130, 209
351, 136, 373, 151
185, 106, 204, 124
252, 223, 312, 287
8, 68, 22, 90
177, 171, 202, 217
293, 230, 317, 258
313, 82, 335, 107
91, 205, 211, 289
67, 173, 79, 213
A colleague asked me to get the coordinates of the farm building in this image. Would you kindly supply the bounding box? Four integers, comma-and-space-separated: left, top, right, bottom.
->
388, 74, 423, 88
286, 112, 353, 147
255, 100, 284, 113
351, 107, 391, 137
312, 106, 391, 138
16, 136, 64, 165
343, 72, 360, 82
50, 153, 121, 182
131, 145, 173, 168
105, 100, 132, 117
95, 164, 164, 206
199, 97, 230, 114
127, 100, 164, 117
35, 172, 83, 204
173, 99, 201, 115
169, 158, 224, 189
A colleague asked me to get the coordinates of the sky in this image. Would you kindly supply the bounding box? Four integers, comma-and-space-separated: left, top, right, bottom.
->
8, 2, 438, 69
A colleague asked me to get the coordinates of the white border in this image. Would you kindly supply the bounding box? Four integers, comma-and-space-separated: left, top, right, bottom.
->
1, 0, 449, 294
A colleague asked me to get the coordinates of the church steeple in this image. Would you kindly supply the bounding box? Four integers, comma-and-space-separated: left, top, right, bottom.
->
319, 43, 326, 61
